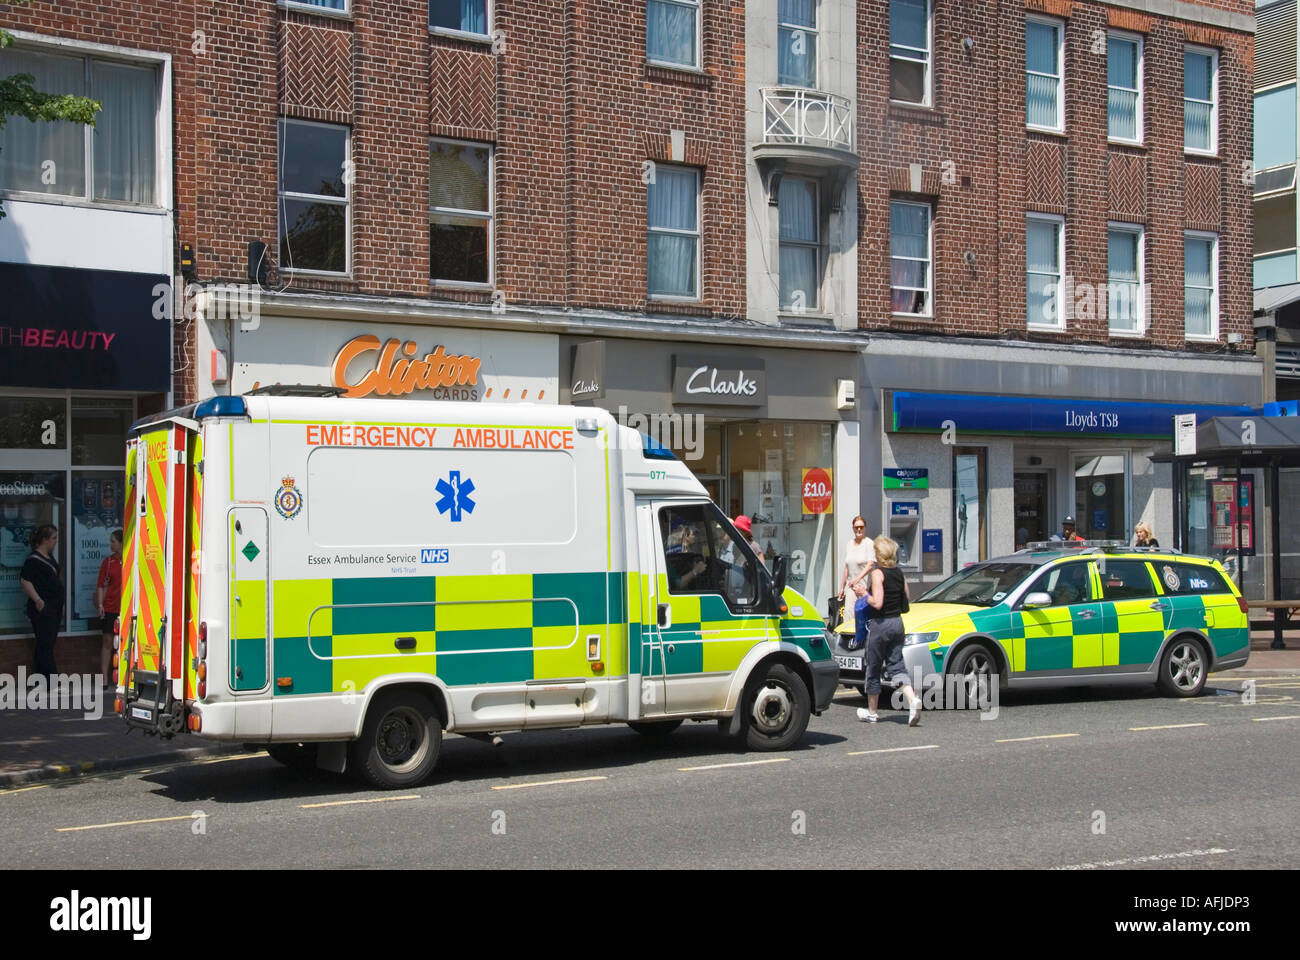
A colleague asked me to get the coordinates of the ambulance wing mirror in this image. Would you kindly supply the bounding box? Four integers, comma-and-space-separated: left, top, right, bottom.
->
1022, 592, 1052, 609
770, 556, 789, 614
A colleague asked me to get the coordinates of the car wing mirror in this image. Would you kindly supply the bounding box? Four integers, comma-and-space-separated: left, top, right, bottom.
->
770, 555, 789, 614
1022, 592, 1052, 609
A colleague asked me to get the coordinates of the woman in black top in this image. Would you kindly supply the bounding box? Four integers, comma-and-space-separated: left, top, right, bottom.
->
20, 524, 63, 677
857, 535, 923, 727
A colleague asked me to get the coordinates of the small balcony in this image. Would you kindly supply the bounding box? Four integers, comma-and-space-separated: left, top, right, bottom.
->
757, 87, 856, 159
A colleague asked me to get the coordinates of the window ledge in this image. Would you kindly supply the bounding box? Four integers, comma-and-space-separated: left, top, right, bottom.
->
1108, 139, 1146, 150
1107, 330, 1147, 339
1027, 323, 1067, 333
0, 189, 169, 216
282, 268, 354, 280
1185, 150, 1219, 161
430, 26, 493, 46
891, 312, 935, 320
648, 295, 704, 305
645, 62, 712, 86
430, 280, 493, 291
1027, 126, 1067, 139
1185, 335, 1221, 344
888, 101, 935, 117
277, 1, 353, 23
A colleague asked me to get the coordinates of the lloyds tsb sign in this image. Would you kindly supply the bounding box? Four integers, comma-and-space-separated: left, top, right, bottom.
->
672, 355, 766, 406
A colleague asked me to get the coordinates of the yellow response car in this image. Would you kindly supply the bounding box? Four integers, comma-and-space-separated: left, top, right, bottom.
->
833, 547, 1249, 700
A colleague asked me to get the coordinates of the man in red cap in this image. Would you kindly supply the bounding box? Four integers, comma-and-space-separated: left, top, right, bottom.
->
734, 514, 765, 564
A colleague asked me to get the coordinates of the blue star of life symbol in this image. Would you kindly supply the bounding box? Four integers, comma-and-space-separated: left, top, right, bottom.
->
436, 470, 476, 522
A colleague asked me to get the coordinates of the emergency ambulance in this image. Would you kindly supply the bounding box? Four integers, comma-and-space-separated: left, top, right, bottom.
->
115, 390, 837, 787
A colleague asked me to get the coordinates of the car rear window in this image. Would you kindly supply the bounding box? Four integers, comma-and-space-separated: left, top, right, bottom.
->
1099, 559, 1157, 601
1154, 562, 1230, 596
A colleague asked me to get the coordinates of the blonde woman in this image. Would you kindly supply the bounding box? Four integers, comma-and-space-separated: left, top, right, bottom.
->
1134, 521, 1159, 548
856, 536, 922, 727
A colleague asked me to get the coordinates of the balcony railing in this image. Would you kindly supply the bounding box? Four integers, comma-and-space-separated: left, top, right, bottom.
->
762, 87, 854, 153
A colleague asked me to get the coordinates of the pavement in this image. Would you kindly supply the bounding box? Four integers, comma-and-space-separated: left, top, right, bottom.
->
2, 633, 1297, 789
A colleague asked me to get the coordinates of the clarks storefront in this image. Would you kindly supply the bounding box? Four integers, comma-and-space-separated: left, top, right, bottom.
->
561, 336, 860, 610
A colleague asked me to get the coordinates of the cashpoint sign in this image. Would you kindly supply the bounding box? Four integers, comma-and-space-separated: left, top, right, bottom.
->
883, 468, 929, 489
891, 501, 920, 516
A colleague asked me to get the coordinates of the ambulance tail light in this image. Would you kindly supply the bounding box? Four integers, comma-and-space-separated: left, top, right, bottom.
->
197, 621, 209, 698
1237, 595, 1249, 615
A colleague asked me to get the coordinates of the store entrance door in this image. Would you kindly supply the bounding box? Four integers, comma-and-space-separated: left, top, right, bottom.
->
1014, 472, 1051, 549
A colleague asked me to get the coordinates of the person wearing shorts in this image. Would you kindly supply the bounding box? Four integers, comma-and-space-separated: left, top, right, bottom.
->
857, 535, 922, 726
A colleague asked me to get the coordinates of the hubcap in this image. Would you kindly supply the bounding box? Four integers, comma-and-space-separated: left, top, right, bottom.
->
376, 706, 429, 771
962, 653, 992, 701
750, 682, 792, 734
1170, 643, 1204, 691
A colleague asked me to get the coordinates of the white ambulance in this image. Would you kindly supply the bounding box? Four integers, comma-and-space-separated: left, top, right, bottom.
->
116, 390, 838, 787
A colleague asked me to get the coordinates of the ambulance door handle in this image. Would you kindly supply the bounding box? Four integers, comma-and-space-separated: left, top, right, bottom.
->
666, 644, 675, 654
1149, 601, 1168, 611
395, 637, 416, 650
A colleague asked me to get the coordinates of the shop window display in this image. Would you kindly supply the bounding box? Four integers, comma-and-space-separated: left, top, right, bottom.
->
0, 471, 64, 634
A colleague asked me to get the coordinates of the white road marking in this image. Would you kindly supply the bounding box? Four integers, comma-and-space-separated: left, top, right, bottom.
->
1252, 714, 1300, 722
1052, 848, 1232, 870
846, 744, 940, 756
58, 813, 203, 833
301, 795, 420, 808
492, 775, 608, 790
1129, 722, 1208, 731
678, 758, 791, 772
995, 733, 1079, 743
199, 752, 266, 764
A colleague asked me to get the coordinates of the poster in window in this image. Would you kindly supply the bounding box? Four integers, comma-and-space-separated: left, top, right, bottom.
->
954, 452, 982, 570
1208, 478, 1254, 556
71, 475, 122, 621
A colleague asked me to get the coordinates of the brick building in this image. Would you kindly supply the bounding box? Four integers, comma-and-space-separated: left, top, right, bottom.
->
0, 0, 1268, 671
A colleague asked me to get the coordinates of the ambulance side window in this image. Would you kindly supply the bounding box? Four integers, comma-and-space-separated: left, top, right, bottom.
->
660, 505, 717, 596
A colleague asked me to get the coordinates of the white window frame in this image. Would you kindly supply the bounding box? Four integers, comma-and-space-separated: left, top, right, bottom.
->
777, 1, 819, 89
1184, 230, 1219, 341
779, 176, 821, 313
1026, 213, 1065, 330
889, 0, 933, 108
0, 34, 170, 212
280, 0, 352, 18
1106, 221, 1145, 337
646, 0, 703, 71
429, 0, 493, 43
428, 137, 495, 288
1107, 31, 1144, 145
890, 199, 933, 318
647, 164, 702, 302
1183, 44, 1218, 156
277, 118, 352, 278
1025, 14, 1064, 133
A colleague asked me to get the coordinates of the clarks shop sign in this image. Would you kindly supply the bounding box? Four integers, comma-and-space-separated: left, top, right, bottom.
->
672, 355, 765, 406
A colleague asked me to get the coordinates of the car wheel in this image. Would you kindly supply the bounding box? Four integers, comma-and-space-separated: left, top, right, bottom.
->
349, 690, 441, 788
1157, 636, 1208, 698
627, 719, 683, 737
742, 663, 811, 752
266, 742, 319, 770
946, 643, 997, 709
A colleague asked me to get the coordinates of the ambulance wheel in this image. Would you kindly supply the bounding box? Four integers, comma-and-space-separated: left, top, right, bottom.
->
946, 643, 996, 708
627, 719, 683, 737
351, 690, 441, 788
742, 663, 810, 751
266, 742, 318, 771
1157, 636, 1208, 698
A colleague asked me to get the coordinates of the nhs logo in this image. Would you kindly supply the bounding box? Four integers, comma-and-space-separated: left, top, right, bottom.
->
420, 548, 450, 564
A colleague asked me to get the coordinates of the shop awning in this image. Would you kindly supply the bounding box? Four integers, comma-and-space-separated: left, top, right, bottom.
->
1155, 415, 1300, 467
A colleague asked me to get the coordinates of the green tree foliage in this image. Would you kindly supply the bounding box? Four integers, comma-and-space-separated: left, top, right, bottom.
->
0, 2, 101, 217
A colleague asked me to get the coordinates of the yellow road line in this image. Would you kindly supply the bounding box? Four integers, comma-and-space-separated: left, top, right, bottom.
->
846, 744, 940, 756
492, 775, 608, 791
1252, 714, 1300, 722
58, 813, 202, 833
1129, 723, 1208, 731
678, 758, 791, 772
995, 733, 1079, 743
301, 795, 420, 808
0, 784, 49, 797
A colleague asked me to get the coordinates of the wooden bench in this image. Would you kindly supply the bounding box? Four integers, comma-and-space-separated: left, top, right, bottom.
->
1246, 600, 1300, 650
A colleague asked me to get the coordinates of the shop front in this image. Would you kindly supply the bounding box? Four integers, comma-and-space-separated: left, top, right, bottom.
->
562, 336, 859, 610
863, 339, 1263, 584
1, 262, 170, 666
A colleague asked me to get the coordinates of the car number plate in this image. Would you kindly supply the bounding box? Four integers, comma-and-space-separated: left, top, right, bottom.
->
835, 655, 863, 671
131, 706, 153, 721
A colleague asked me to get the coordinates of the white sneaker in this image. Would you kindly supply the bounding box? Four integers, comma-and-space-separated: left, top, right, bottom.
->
856, 708, 878, 723
908, 697, 922, 727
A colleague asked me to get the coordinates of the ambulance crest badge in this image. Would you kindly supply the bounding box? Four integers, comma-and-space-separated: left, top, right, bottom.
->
276, 476, 303, 519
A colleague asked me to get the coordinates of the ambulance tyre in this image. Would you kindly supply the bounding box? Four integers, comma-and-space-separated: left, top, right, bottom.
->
627, 719, 683, 737
742, 662, 811, 752
1157, 635, 1208, 698
946, 643, 997, 709
351, 690, 442, 788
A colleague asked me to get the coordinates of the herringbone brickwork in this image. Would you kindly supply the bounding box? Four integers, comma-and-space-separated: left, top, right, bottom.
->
1108, 152, 1147, 222
278, 13, 353, 124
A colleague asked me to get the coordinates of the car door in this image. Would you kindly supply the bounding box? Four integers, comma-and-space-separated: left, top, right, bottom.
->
635, 501, 667, 719
1097, 558, 1165, 669
1017, 560, 1104, 675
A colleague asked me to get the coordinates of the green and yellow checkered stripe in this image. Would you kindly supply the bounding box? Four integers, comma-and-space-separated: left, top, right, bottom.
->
235, 572, 627, 696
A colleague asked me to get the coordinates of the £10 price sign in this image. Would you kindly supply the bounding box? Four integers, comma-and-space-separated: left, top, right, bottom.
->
801, 467, 833, 515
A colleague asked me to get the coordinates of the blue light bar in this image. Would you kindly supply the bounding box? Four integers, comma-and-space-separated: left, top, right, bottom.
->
194, 396, 248, 419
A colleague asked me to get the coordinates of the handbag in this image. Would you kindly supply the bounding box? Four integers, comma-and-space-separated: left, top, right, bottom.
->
826, 595, 844, 628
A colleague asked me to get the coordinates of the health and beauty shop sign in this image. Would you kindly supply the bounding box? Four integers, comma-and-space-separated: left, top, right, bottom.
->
801, 468, 832, 514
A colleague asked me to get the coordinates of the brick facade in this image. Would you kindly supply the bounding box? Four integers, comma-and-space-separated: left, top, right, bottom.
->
2, 0, 1258, 399
858, 0, 1256, 352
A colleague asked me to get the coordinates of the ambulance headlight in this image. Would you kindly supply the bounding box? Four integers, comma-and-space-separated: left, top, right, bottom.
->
904, 632, 940, 646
